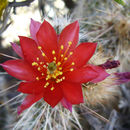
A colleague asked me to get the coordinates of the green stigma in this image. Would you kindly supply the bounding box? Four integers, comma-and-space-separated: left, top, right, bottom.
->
48, 62, 57, 74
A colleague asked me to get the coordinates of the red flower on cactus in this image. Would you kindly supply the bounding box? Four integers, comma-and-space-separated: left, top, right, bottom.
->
1, 19, 109, 114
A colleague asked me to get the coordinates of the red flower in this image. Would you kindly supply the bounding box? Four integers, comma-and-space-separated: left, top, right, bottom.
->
1, 19, 109, 114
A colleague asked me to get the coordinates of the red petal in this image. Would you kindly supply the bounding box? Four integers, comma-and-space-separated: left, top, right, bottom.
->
88, 64, 110, 83
61, 98, 72, 112
18, 94, 43, 114
61, 82, 83, 104
30, 19, 41, 42
59, 21, 79, 52
1, 60, 36, 81
11, 42, 24, 58
19, 36, 45, 64
44, 83, 63, 107
18, 80, 46, 94
65, 66, 98, 83
65, 42, 97, 68
36, 20, 58, 60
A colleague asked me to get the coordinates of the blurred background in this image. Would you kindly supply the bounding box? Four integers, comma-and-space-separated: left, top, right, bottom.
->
0, 0, 130, 130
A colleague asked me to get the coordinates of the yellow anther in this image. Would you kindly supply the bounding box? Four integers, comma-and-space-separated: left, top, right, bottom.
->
47, 71, 50, 74
46, 75, 51, 80
32, 62, 38, 66
52, 73, 57, 78
42, 52, 45, 56
56, 81, 58, 83
59, 67, 62, 70
61, 45, 64, 50
40, 62, 43, 65
56, 79, 60, 83
59, 72, 63, 75
41, 73, 44, 76
36, 77, 39, 80
44, 82, 49, 88
38, 67, 41, 71
55, 73, 59, 77
43, 65, 47, 68
62, 76, 65, 80
54, 57, 56, 61
46, 77, 49, 80
68, 41, 72, 46
60, 79, 63, 82
61, 54, 64, 57
70, 68, 74, 72
38, 46, 42, 50
52, 50, 55, 55
51, 87, 54, 91
36, 57, 39, 61
57, 62, 61, 66
70, 52, 73, 55
64, 57, 68, 60
48, 75, 51, 79
71, 62, 75, 65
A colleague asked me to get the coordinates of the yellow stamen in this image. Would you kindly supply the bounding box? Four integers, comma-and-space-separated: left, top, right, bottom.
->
44, 82, 49, 88
46, 77, 49, 80
41, 73, 44, 76
51, 87, 54, 91
70, 68, 74, 71
71, 62, 75, 65
57, 62, 61, 66
59, 67, 62, 70
38, 67, 41, 71
52, 50, 55, 55
68, 41, 72, 46
40, 62, 43, 65
56, 79, 60, 83
64, 57, 68, 61
54, 57, 56, 61
52, 75, 56, 79
36, 77, 39, 80
70, 52, 73, 55
32, 62, 38, 66
61, 45, 64, 50
36, 57, 39, 61
42, 52, 45, 57
60, 42, 73, 64
62, 76, 65, 80
46, 75, 51, 80
43, 65, 47, 68
59, 71, 63, 75
38, 46, 42, 50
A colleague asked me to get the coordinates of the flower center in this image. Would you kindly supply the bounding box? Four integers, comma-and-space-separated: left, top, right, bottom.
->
48, 62, 57, 74
46, 61, 64, 82
32, 41, 76, 91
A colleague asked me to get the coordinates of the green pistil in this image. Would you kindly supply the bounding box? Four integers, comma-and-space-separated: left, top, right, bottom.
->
48, 62, 57, 74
